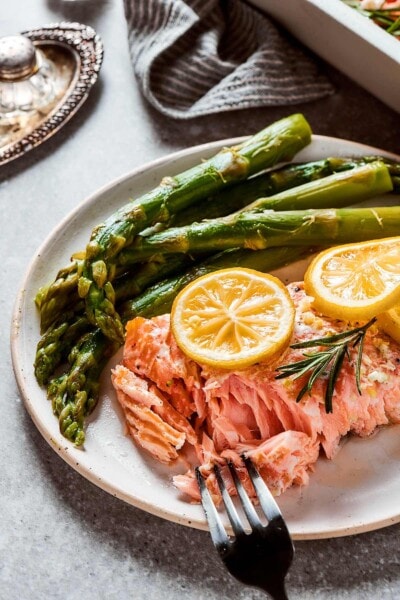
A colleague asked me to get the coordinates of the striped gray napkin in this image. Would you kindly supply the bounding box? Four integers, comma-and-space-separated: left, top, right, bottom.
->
123, 0, 334, 119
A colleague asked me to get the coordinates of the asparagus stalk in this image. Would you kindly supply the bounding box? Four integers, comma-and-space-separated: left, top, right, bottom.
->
123, 162, 394, 262
78, 113, 312, 343
123, 206, 400, 259
36, 256, 84, 334
119, 246, 317, 322
246, 160, 392, 211
34, 307, 90, 386
47, 330, 118, 446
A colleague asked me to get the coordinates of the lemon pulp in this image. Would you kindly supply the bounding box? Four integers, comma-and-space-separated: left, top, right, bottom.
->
304, 237, 400, 321
171, 267, 295, 369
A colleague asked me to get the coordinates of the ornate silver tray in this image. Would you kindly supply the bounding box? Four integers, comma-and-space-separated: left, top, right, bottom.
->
0, 22, 103, 166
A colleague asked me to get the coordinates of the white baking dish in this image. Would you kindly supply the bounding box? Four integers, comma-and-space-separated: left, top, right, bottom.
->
248, 0, 400, 113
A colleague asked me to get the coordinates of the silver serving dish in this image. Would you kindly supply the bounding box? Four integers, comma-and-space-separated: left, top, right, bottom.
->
0, 22, 103, 166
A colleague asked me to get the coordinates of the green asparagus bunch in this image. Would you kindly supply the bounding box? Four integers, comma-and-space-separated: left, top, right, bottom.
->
35, 156, 398, 333
78, 113, 313, 343
121, 161, 394, 262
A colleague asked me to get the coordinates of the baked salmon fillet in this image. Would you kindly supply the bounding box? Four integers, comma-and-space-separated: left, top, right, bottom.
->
111, 282, 400, 501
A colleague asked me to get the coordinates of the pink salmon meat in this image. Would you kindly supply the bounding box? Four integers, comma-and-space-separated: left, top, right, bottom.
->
112, 282, 400, 502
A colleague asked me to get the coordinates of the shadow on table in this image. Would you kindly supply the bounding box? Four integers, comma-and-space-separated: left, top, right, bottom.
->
0, 77, 104, 184
20, 403, 400, 599
46, 0, 110, 23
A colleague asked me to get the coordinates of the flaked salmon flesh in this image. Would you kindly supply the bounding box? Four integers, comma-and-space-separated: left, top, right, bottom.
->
111, 282, 400, 502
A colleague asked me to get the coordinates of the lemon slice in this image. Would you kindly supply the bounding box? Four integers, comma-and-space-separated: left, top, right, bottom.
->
304, 237, 400, 321
377, 306, 400, 344
170, 267, 295, 369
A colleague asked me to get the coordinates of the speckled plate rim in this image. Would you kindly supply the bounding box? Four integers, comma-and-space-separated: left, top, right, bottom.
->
10, 134, 400, 540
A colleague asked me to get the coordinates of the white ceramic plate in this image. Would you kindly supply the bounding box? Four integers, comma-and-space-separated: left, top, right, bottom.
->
11, 135, 400, 540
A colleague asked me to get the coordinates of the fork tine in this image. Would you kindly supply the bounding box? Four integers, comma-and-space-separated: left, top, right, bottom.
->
227, 461, 262, 530
198, 462, 294, 600
214, 465, 246, 537
195, 467, 230, 548
242, 455, 283, 522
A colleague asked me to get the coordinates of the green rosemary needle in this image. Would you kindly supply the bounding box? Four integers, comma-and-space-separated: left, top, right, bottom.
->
275, 317, 377, 413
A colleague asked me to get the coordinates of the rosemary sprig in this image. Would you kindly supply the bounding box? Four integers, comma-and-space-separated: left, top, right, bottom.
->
275, 317, 377, 413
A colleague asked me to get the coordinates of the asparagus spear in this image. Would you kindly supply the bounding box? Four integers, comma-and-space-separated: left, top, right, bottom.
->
119, 246, 317, 322
78, 113, 312, 343
123, 162, 394, 262
36, 256, 84, 334
47, 329, 118, 446
34, 307, 90, 386
246, 159, 392, 211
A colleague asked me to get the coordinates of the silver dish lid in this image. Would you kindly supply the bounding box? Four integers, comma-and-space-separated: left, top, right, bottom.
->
0, 35, 40, 82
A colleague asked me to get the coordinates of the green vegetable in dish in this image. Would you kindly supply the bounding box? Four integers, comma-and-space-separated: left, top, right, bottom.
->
47, 330, 118, 446
342, 1, 400, 38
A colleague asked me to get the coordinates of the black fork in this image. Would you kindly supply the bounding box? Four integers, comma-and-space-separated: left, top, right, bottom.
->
196, 457, 294, 600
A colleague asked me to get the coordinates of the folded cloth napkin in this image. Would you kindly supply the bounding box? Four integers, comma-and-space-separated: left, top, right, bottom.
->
123, 0, 334, 119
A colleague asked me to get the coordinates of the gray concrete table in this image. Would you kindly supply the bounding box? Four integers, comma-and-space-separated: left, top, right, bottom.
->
2, 2, 400, 599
